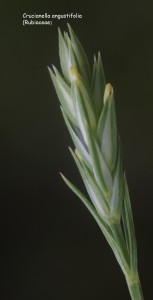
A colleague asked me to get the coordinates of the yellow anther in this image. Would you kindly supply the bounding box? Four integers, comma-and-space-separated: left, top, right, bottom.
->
104, 83, 113, 104
70, 66, 79, 81
75, 148, 82, 161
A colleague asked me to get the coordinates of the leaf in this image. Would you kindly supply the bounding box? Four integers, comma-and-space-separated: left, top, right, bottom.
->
81, 160, 110, 218
71, 67, 97, 135
97, 86, 117, 173
58, 28, 71, 84
110, 222, 130, 268
64, 31, 69, 47
59, 172, 96, 219
97, 96, 108, 142
68, 24, 91, 85
71, 80, 89, 145
69, 147, 93, 193
72, 125, 88, 152
91, 56, 97, 91
67, 35, 79, 72
122, 175, 138, 274
61, 107, 92, 171
59, 171, 113, 241
67, 148, 108, 219
110, 137, 124, 220
91, 53, 106, 118
85, 122, 113, 198
48, 67, 77, 126
69, 147, 109, 220
60, 171, 130, 276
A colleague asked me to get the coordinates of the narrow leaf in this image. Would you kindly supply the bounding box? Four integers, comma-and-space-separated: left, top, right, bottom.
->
72, 125, 88, 152
97, 85, 117, 172
122, 176, 138, 274
81, 160, 110, 217
60, 171, 130, 276
58, 28, 71, 84
71, 80, 89, 145
48, 67, 77, 126
59, 171, 115, 244
110, 223, 130, 268
71, 66, 97, 134
61, 107, 92, 170
69, 147, 93, 195
68, 24, 91, 85
67, 35, 79, 73
110, 138, 124, 220
85, 122, 113, 199
91, 55, 97, 87
91, 52, 106, 118
70, 148, 108, 219
60, 172, 99, 221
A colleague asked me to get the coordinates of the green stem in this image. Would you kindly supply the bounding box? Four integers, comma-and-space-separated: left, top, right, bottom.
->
126, 275, 144, 300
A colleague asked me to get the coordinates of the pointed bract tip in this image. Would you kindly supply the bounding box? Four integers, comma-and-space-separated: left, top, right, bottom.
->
60, 105, 63, 112
98, 52, 102, 63
94, 55, 96, 63
59, 172, 67, 182
67, 23, 72, 34
67, 23, 71, 31
70, 66, 79, 81
69, 147, 74, 155
52, 64, 56, 71
58, 27, 62, 36
59, 172, 64, 178
64, 32, 70, 43
104, 83, 113, 104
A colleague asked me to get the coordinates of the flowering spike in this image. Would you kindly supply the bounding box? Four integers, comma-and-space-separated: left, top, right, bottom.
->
49, 25, 144, 300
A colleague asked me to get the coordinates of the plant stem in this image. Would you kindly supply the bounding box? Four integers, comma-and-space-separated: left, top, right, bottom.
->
112, 222, 144, 300
126, 276, 144, 300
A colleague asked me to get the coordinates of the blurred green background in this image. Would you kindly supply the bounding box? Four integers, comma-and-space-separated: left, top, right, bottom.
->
1, 1, 153, 299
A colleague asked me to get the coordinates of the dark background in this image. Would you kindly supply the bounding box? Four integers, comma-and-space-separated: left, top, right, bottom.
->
1, 1, 153, 299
